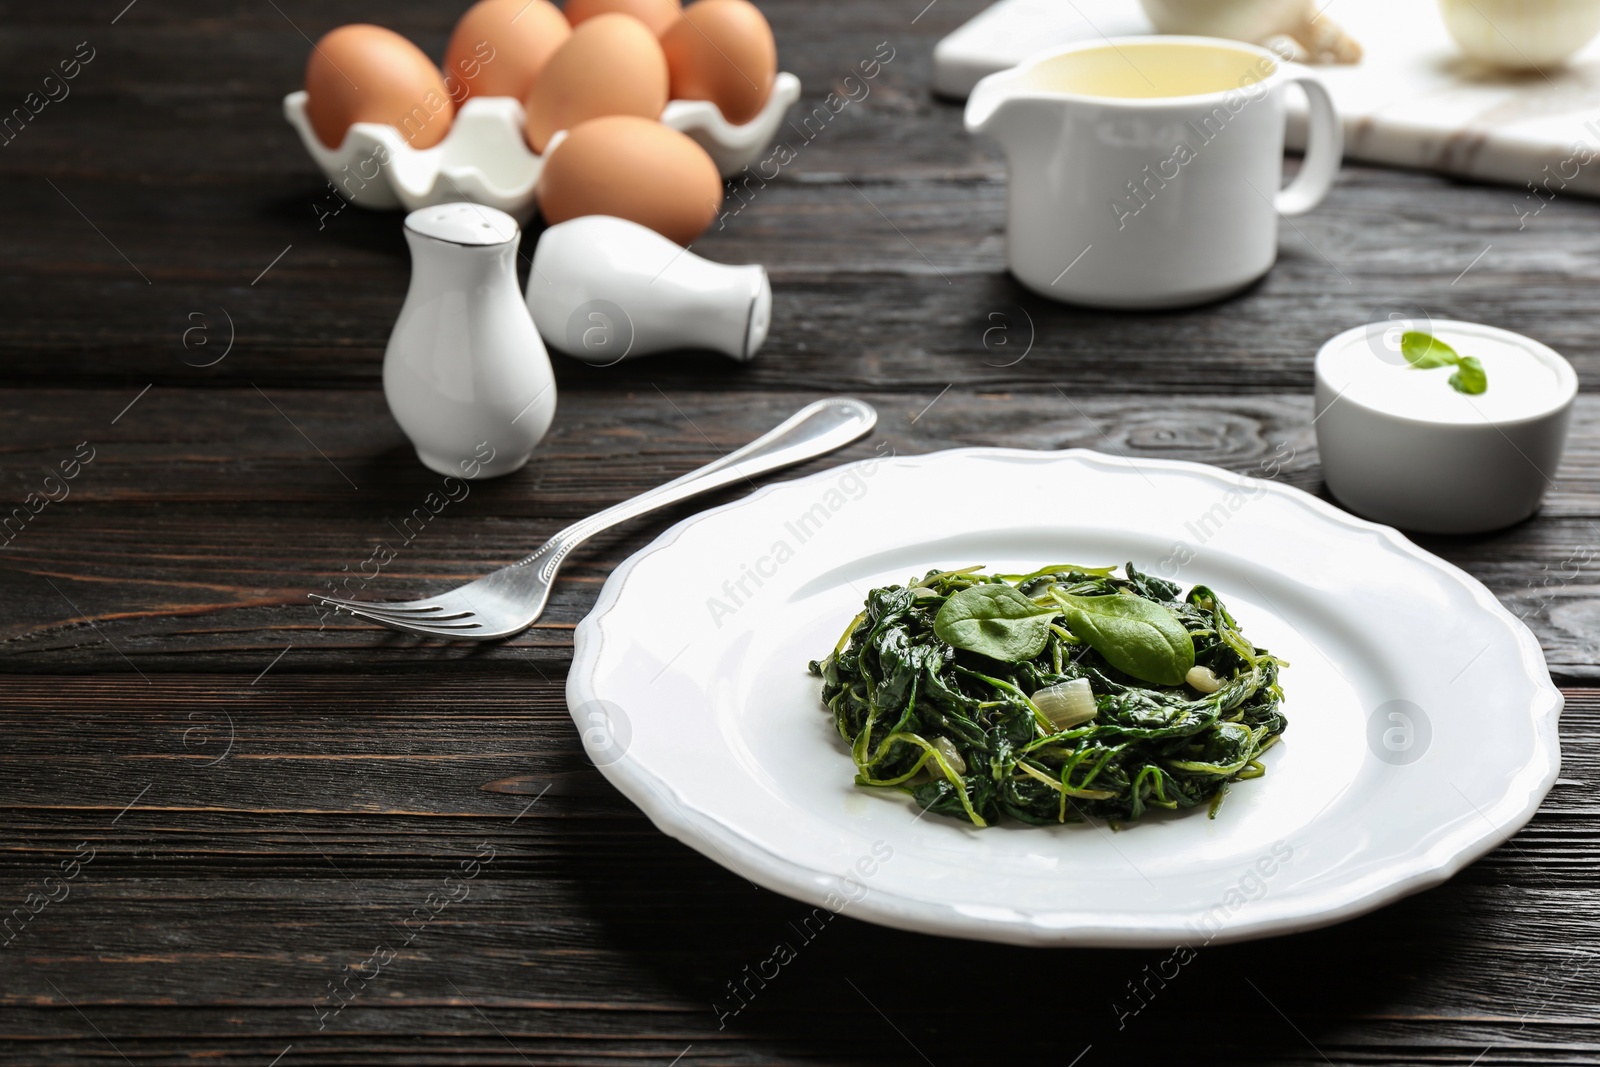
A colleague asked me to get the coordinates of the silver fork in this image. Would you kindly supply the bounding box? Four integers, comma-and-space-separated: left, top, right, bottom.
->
309, 397, 878, 640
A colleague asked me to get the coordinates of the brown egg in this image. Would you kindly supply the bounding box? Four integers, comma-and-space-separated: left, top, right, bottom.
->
304, 24, 454, 150
537, 116, 723, 244
443, 0, 570, 104
661, 0, 776, 125
524, 14, 669, 152
563, 0, 683, 37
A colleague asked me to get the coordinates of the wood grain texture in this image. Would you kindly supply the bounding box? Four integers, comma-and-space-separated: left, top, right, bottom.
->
2, 388, 1598, 679
5, 169, 1598, 394
1, 0, 1597, 1063
0, 677, 1596, 1066
2, 3, 1598, 394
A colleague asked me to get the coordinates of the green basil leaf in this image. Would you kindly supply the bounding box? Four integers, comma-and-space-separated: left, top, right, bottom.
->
1053, 592, 1195, 686
1448, 355, 1487, 395
933, 584, 1055, 663
1400, 330, 1458, 369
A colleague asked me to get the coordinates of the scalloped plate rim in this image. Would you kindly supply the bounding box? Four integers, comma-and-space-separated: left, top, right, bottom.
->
567, 447, 1562, 947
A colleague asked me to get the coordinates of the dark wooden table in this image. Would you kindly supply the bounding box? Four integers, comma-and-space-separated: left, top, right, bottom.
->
3, 1, 1598, 1064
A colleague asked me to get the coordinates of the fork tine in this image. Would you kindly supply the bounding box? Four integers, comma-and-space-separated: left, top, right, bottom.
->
309, 593, 446, 615
373, 610, 476, 623
348, 609, 482, 630
325, 602, 477, 623
339, 606, 487, 638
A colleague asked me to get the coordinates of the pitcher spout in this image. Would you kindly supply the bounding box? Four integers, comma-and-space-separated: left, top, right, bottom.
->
963, 67, 1023, 137
964, 68, 1061, 156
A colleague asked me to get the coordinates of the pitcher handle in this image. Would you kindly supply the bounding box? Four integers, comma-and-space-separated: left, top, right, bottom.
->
1275, 66, 1343, 218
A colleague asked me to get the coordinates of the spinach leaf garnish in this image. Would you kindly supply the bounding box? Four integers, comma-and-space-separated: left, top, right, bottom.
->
1448, 356, 1487, 395
1401, 330, 1488, 395
1051, 592, 1195, 685
809, 563, 1288, 828
933, 584, 1055, 662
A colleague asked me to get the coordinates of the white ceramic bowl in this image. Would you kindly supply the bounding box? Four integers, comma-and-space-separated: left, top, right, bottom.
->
283, 73, 802, 219
1314, 319, 1576, 534
1438, 0, 1600, 68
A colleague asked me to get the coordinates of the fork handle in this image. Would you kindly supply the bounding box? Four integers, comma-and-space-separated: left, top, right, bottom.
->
517, 397, 879, 577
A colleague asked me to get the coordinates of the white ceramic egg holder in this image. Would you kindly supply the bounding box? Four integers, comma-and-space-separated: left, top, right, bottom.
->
283, 72, 801, 220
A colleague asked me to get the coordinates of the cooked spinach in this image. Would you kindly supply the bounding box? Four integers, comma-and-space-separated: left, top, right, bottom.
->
1052, 591, 1195, 685
933, 584, 1055, 662
808, 563, 1288, 828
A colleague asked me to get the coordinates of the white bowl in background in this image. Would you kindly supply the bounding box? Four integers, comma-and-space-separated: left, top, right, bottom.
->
283, 72, 802, 219
1314, 319, 1576, 534
1438, 0, 1600, 68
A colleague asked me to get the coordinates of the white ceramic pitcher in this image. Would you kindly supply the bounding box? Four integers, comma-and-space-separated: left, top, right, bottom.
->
965, 36, 1342, 309
384, 203, 557, 478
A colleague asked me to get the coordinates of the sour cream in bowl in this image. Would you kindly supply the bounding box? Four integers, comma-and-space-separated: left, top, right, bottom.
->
1314, 319, 1576, 534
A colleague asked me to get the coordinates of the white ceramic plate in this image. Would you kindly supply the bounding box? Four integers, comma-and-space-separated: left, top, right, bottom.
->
567, 449, 1561, 947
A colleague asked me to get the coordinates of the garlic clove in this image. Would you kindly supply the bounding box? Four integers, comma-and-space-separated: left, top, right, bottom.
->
1137, 0, 1361, 65
1288, 9, 1362, 64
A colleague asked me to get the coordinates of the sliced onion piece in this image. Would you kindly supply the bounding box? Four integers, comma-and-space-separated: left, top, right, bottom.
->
1033, 677, 1097, 729
932, 735, 967, 775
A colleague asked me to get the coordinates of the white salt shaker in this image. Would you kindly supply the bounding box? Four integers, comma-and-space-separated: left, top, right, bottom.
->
525, 215, 771, 365
384, 203, 557, 479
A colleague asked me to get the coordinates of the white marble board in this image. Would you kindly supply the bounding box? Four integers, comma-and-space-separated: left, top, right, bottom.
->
935, 0, 1600, 201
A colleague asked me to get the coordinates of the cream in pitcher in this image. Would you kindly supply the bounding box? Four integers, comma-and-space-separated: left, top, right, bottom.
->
965, 36, 1343, 309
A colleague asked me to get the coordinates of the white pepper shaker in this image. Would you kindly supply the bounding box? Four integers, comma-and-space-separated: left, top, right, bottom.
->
525, 215, 771, 365
384, 203, 557, 479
